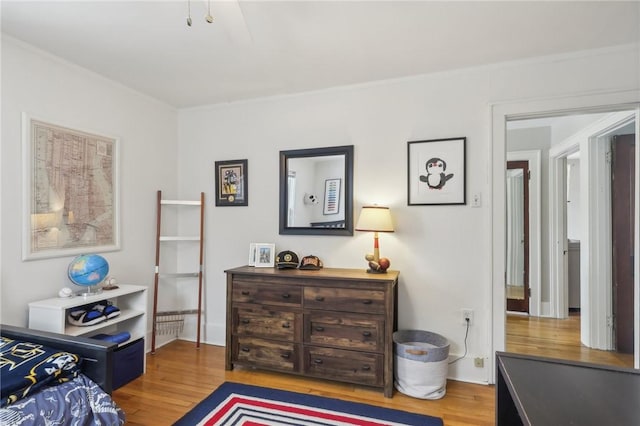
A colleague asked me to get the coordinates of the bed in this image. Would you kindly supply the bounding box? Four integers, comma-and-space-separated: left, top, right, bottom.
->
0, 324, 125, 425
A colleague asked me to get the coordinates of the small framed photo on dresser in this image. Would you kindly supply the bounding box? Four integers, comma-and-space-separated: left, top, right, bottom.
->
248, 243, 257, 266
254, 243, 275, 267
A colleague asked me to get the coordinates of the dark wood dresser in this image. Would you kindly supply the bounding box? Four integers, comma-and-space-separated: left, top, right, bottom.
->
225, 266, 399, 397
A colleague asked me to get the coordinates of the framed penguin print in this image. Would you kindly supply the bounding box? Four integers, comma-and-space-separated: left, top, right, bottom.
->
407, 137, 466, 205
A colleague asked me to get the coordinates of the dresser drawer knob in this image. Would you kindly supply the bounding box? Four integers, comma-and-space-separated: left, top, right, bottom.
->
241, 319, 250, 324
281, 353, 291, 359
241, 290, 250, 296
315, 326, 325, 332
315, 296, 325, 302
282, 293, 290, 299
313, 358, 323, 364
282, 323, 291, 328
362, 299, 372, 305
361, 365, 371, 371
241, 347, 250, 352
362, 331, 372, 337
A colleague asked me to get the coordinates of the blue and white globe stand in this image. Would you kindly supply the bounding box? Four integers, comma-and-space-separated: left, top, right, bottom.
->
67, 254, 110, 297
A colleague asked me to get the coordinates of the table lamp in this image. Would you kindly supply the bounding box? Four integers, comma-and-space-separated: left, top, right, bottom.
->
355, 205, 394, 273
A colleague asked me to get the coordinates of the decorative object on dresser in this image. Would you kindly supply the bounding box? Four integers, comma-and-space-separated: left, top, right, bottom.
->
27, 284, 147, 391
254, 243, 275, 267
355, 205, 394, 273
152, 190, 205, 353
275, 250, 299, 269
174, 382, 443, 426
225, 266, 399, 397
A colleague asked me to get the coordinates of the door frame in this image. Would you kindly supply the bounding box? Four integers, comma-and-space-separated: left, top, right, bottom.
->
490, 92, 640, 383
507, 151, 541, 317
549, 112, 634, 350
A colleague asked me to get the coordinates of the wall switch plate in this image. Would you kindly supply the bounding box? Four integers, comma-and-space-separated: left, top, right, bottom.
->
471, 192, 481, 207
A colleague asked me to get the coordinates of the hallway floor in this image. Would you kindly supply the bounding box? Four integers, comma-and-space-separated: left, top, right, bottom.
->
506, 312, 634, 368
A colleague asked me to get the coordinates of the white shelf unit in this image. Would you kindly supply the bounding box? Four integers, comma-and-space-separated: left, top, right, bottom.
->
28, 284, 148, 346
152, 190, 204, 353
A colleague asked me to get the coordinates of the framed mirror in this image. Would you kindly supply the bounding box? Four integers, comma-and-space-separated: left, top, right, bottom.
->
279, 145, 354, 236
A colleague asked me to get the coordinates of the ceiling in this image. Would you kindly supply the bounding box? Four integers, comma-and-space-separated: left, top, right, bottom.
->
2, 1, 639, 108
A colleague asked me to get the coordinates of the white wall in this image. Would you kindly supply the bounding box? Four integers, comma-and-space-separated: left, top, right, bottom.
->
178, 44, 639, 384
0, 37, 178, 337
567, 159, 582, 241
178, 70, 493, 383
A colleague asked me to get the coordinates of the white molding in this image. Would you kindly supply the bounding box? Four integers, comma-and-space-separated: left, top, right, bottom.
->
636, 111, 640, 369
582, 134, 612, 349
549, 155, 568, 319
507, 150, 541, 317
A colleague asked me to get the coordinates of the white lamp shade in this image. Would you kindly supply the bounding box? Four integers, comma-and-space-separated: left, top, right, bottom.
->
355, 206, 394, 232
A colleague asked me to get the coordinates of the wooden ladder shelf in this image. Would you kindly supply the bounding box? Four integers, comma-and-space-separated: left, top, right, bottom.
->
152, 190, 205, 353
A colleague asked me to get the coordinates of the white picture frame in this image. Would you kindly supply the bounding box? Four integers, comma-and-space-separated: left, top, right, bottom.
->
323, 178, 341, 215
254, 243, 275, 267
22, 113, 120, 260
248, 243, 257, 266
407, 137, 466, 205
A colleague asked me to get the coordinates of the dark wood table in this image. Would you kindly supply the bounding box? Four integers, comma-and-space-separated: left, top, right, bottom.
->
496, 352, 640, 425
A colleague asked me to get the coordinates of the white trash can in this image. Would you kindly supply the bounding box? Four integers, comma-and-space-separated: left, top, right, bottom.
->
393, 330, 449, 400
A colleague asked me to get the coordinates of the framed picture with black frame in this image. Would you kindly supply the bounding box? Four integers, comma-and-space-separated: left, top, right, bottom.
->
214, 159, 248, 206
407, 137, 466, 205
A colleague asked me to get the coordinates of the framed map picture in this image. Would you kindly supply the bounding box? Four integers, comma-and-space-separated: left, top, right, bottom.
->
22, 114, 120, 260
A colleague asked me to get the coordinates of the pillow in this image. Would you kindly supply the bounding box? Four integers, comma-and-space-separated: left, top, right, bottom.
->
0, 336, 82, 407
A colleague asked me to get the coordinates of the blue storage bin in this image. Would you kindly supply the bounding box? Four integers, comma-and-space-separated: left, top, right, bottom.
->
112, 338, 144, 390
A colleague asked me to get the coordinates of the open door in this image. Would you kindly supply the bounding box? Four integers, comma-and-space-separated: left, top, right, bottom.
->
612, 134, 636, 354
506, 161, 530, 313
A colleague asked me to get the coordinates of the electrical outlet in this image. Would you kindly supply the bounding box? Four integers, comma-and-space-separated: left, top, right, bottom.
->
474, 357, 484, 368
461, 309, 473, 325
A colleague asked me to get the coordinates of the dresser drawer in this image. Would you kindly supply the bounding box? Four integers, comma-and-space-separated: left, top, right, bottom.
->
304, 287, 385, 314
233, 306, 301, 341
233, 336, 300, 372
304, 313, 383, 351
233, 282, 302, 306
304, 347, 383, 387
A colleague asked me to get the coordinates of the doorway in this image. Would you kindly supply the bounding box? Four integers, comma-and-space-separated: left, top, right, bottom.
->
505, 110, 638, 372
506, 161, 530, 313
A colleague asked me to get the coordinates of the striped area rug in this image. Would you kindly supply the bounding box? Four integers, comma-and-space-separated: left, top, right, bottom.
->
173, 382, 443, 426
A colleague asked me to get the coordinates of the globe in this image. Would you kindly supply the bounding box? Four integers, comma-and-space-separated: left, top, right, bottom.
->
68, 254, 109, 287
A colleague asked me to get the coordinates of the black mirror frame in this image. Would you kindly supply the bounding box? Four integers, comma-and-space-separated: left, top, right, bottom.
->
279, 145, 354, 236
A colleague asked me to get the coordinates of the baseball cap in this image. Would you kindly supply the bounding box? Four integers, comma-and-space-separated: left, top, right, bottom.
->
276, 250, 299, 269
299, 255, 323, 270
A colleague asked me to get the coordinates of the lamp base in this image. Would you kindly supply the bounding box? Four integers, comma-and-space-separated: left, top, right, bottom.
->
366, 268, 387, 274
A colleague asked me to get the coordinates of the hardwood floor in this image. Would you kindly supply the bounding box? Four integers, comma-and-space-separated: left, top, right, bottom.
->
112, 340, 495, 426
113, 313, 633, 425
506, 312, 634, 367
